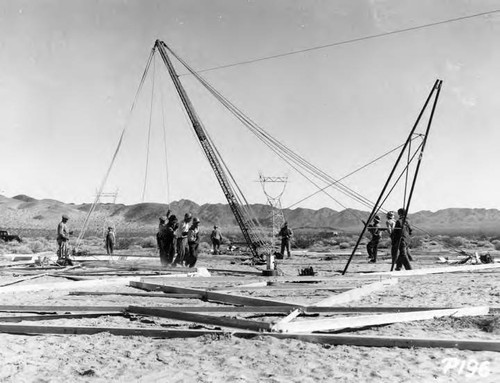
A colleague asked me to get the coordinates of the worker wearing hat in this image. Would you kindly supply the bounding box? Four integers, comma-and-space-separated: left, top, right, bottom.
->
56, 214, 72, 265
393, 208, 413, 270
385, 211, 397, 264
210, 224, 222, 255
185, 217, 201, 268
105, 226, 116, 255
278, 221, 293, 258
173, 212, 193, 266
367, 215, 381, 263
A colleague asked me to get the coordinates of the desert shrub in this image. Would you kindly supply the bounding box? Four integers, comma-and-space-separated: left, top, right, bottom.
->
293, 236, 316, 249
477, 241, 494, 248
378, 239, 391, 249
116, 237, 135, 250
409, 236, 424, 249
339, 242, 350, 249
199, 242, 211, 252
140, 236, 157, 248
11, 245, 33, 254
29, 240, 50, 253
441, 236, 468, 248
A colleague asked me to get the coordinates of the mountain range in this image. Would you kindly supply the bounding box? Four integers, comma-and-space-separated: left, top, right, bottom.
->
1, 194, 500, 236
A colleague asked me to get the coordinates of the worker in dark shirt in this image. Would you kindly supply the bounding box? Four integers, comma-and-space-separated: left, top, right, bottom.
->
210, 225, 222, 255
278, 222, 293, 258
105, 227, 115, 255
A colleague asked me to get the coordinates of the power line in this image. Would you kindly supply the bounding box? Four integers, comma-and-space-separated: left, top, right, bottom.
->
181, 9, 500, 75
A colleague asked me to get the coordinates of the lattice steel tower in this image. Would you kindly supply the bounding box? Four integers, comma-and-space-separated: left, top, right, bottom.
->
259, 173, 288, 252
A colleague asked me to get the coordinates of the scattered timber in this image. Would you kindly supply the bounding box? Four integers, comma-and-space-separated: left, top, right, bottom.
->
362, 263, 500, 277
272, 306, 490, 333
0, 324, 497, 352
128, 306, 272, 332
69, 291, 203, 299
130, 281, 299, 307
0, 312, 123, 322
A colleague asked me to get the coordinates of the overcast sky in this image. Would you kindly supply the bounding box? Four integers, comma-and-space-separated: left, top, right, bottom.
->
1, 0, 500, 212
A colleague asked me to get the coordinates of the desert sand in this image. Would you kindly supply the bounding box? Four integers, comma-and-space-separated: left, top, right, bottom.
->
0, 250, 499, 383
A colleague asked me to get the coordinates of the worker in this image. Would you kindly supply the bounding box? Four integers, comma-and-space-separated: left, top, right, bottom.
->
105, 227, 115, 255
173, 212, 192, 266
367, 215, 381, 263
157, 216, 169, 266
278, 222, 293, 258
56, 214, 73, 265
185, 217, 201, 268
165, 214, 179, 264
394, 208, 413, 270
210, 225, 222, 255
385, 211, 397, 265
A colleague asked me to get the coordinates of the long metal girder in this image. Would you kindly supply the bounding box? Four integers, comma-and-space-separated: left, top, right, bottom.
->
154, 40, 261, 258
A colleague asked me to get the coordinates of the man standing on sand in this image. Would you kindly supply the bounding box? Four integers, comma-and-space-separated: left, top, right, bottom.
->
105, 227, 116, 255
173, 212, 192, 266
278, 222, 293, 258
210, 225, 222, 255
185, 217, 201, 268
157, 216, 169, 266
393, 208, 413, 271
367, 215, 381, 263
385, 211, 398, 265
56, 214, 73, 265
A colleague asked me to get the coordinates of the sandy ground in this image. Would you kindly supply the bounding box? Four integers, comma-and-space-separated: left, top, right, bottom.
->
0, 249, 499, 383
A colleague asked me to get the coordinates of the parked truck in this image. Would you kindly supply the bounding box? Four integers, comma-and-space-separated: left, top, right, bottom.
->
0, 230, 22, 243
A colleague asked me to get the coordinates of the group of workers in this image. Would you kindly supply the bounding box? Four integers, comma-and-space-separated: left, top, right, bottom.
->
55, 208, 412, 270
366, 208, 413, 270
157, 211, 201, 268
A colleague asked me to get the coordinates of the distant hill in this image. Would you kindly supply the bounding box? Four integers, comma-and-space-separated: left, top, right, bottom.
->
1, 194, 500, 236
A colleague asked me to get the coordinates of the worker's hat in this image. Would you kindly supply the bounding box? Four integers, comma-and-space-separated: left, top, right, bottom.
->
62, 214, 69, 220
108, 226, 113, 230
159, 216, 167, 222
193, 217, 200, 224
185, 213, 192, 220
214, 225, 218, 228
373, 215, 381, 222
398, 208, 407, 216
386, 211, 395, 218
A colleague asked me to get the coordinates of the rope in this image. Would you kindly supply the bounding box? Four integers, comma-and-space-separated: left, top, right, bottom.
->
159, 67, 171, 208
167, 46, 386, 217
142, 52, 156, 202
76, 48, 155, 247
179, 9, 500, 75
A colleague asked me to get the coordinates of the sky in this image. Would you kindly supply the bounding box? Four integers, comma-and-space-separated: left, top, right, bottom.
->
1, 0, 500, 212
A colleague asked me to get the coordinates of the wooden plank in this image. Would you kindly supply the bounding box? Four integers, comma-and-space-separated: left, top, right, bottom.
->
130, 281, 300, 307
361, 263, 500, 277
0, 273, 47, 287
0, 324, 497, 352
214, 285, 352, 292
0, 305, 126, 312
0, 267, 210, 294
272, 306, 490, 333
311, 279, 398, 307
0, 276, 142, 294
0, 312, 123, 322
276, 309, 302, 325
69, 291, 203, 299
207, 268, 262, 276
128, 306, 271, 332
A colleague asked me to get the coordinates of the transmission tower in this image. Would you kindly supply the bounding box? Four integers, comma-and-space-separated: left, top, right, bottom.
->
95, 189, 119, 204
259, 173, 288, 252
